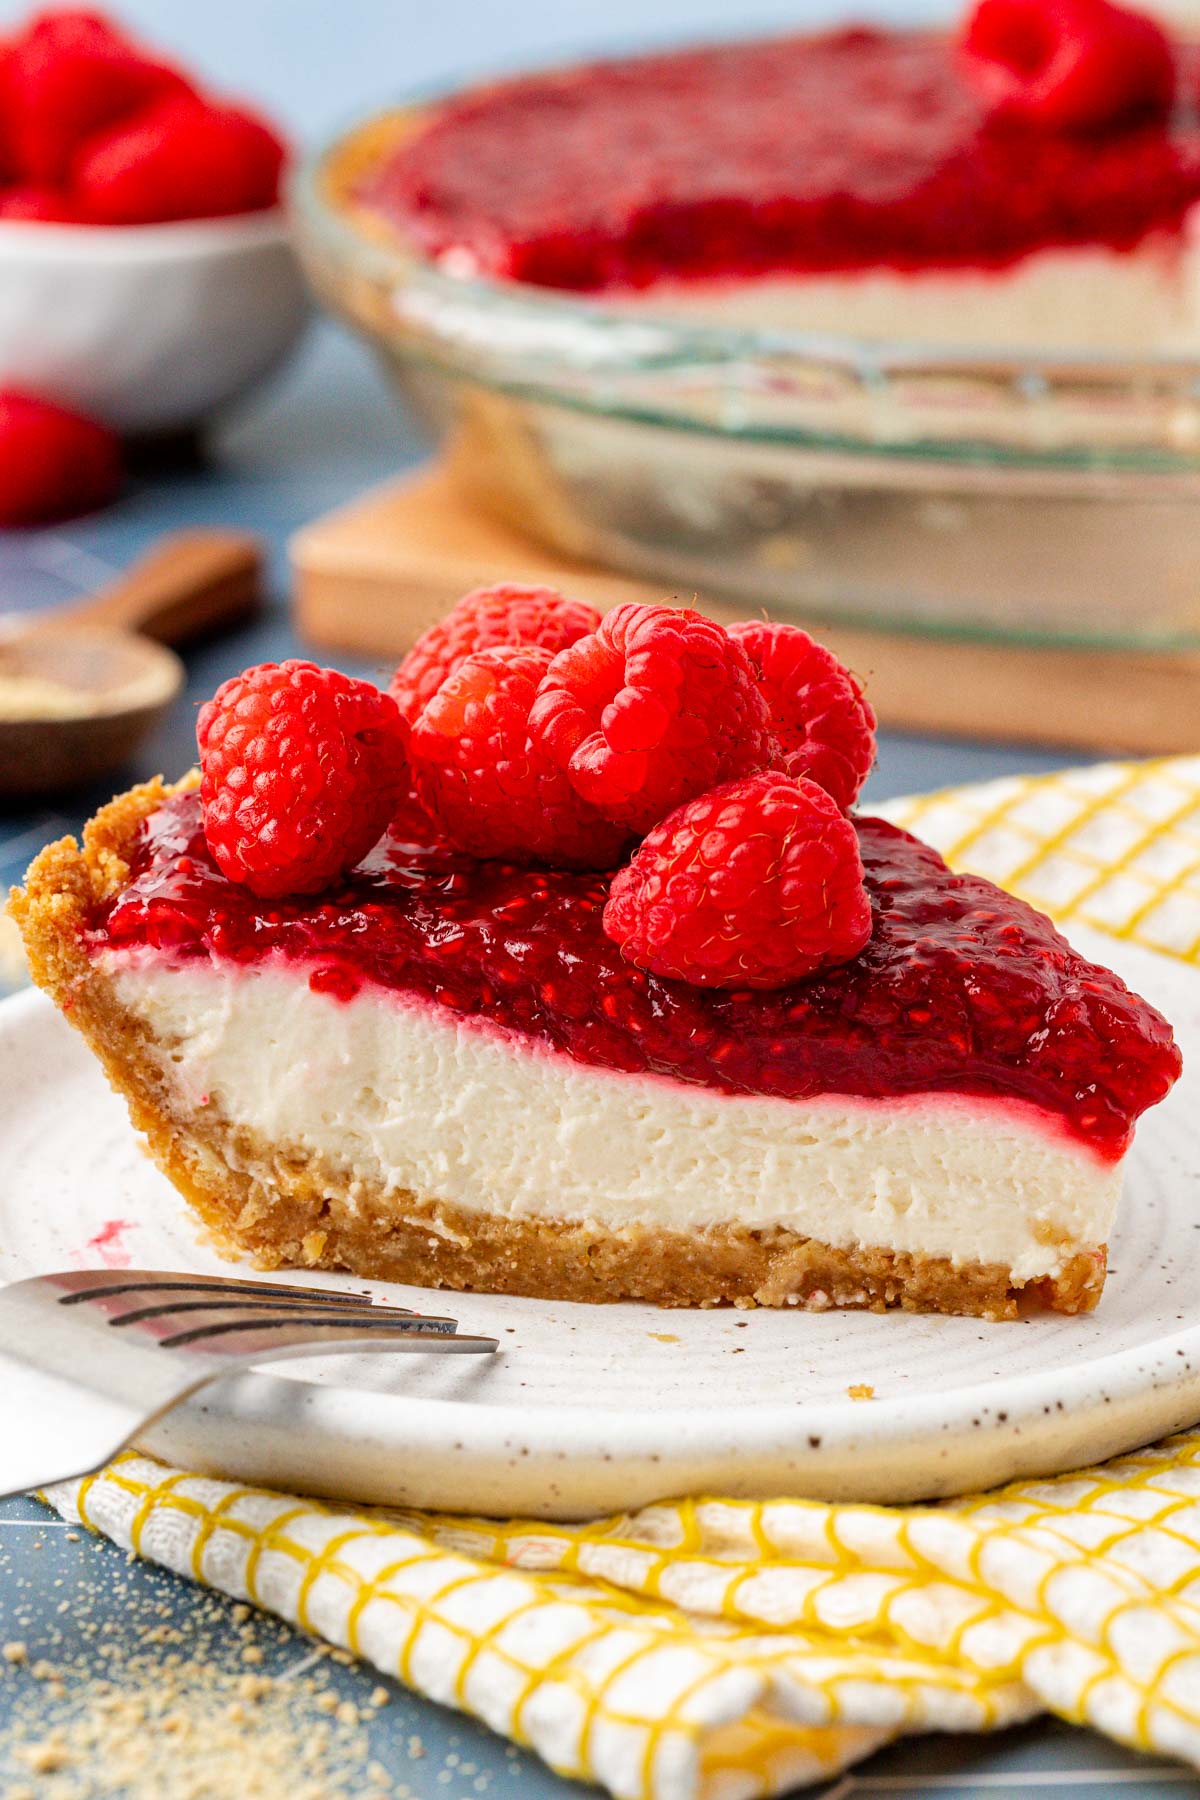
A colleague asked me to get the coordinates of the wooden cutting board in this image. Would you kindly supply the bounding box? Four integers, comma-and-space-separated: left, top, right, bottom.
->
291, 460, 1200, 756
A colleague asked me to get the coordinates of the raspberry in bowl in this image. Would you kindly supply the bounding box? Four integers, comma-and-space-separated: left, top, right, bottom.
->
10, 591, 1181, 1321
295, 0, 1200, 645
0, 8, 307, 435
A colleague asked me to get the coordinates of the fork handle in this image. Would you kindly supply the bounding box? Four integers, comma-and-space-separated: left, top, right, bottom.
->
0, 1356, 148, 1500
0, 1328, 496, 1503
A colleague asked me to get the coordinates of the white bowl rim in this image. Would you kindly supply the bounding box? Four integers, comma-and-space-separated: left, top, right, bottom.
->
0, 206, 290, 264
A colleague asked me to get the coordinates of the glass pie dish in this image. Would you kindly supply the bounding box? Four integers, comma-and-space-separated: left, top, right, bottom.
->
293, 108, 1200, 650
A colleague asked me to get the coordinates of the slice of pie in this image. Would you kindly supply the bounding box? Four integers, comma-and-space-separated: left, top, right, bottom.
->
12, 765, 1179, 1319
343, 0, 1200, 352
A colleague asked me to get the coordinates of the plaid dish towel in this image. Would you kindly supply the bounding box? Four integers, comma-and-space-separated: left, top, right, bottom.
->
41, 755, 1200, 1800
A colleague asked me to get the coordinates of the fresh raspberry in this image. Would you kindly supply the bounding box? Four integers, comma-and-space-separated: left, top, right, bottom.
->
409, 644, 630, 868
197, 661, 409, 898
728, 621, 875, 812
961, 0, 1174, 130
0, 389, 120, 524
75, 93, 285, 224
389, 583, 601, 726
387, 766, 447, 849
528, 603, 775, 833
603, 771, 873, 990
0, 182, 77, 219
7, 11, 191, 185
0, 44, 15, 182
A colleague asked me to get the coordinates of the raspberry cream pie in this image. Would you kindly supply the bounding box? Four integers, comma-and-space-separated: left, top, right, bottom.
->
11, 591, 1181, 1319
349, 0, 1200, 352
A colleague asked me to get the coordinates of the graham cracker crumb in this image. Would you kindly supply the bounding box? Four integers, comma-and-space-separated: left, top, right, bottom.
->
23, 1738, 70, 1773
237, 1673, 273, 1702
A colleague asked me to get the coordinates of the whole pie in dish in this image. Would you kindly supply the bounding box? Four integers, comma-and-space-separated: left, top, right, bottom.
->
11, 591, 1181, 1318
346, 0, 1200, 350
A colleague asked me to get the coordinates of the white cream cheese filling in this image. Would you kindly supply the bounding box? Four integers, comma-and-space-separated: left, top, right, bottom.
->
103, 955, 1122, 1282
610, 234, 1200, 354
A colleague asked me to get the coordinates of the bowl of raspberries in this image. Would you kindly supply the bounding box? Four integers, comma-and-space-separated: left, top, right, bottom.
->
0, 7, 307, 444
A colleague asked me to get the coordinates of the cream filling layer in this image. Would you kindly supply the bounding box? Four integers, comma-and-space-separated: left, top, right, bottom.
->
609, 234, 1200, 353
103, 955, 1122, 1282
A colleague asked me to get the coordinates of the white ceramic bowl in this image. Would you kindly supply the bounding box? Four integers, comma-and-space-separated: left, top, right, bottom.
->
0, 209, 310, 434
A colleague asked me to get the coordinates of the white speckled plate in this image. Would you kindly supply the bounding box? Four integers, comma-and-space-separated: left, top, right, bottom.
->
2, 924, 1197, 1521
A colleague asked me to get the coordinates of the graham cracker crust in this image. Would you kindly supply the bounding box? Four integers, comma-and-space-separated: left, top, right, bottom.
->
9, 778, 1107, 1321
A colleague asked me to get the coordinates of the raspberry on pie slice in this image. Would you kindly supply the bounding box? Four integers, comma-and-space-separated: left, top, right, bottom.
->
728, 622, 876, 813
390, 583, 600, 726
408, 644, 630, 867
528, 602, 776, 833
197, 661, 409, 898
603, 771, 872, 988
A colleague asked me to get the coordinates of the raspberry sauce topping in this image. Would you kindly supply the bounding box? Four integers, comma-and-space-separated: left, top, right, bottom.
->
94, 790, 1180, 1158
361, 26, 1200, 289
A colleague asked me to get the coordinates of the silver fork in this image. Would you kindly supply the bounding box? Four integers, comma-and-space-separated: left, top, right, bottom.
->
0, 1268, 497, 1499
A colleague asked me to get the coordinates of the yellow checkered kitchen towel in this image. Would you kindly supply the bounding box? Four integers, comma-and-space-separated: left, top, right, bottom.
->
40, 756, 1200, 1799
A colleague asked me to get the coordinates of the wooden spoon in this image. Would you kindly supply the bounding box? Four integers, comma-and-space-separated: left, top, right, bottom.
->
0, 529, 262, 798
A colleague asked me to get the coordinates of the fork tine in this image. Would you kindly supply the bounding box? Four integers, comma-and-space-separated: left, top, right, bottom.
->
51, 1270, 389, 1308
159, 1314, 497, 1356
159, 1309, 456, 1346
111, 1298, 458, 1330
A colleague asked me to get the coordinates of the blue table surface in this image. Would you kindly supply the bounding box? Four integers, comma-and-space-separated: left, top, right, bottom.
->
0, 0, 1192, 1783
